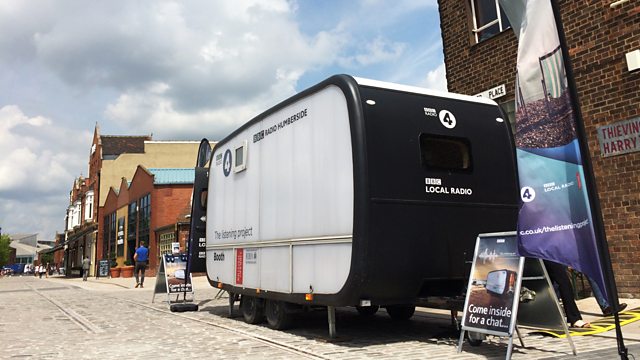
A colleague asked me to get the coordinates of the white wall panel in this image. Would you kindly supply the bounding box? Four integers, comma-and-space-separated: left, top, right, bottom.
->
206, 248, 234, 284
292, 244, 352, 294
260, 246, 291, 293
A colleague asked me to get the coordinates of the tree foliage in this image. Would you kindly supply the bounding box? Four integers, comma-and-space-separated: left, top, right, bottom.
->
40, 252, 54, 265
0, 235, 11, 266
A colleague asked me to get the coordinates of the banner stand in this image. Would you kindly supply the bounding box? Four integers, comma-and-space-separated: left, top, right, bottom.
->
457, 233, 575, 359
151, 253, 196, 310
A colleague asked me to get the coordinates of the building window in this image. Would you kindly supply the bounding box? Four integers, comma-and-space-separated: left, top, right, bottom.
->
159, 232, 175, 255
104, 212, 116, 260
117, 217, 125, 257
470, 0, 511, 43
127, 201, 137, 247
109, 213, 116, 258
138, 194, 151, 246
84, 191, 94, 221
67, 207, 74, 231
103, 215, 110, 259
74, 201, 82, 227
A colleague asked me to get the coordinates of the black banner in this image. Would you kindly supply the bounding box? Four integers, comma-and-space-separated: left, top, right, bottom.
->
187, 139, 211, 273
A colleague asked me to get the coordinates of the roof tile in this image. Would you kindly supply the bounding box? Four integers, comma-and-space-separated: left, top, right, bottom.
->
101, 135, 150, 156
148, 168, 195, 185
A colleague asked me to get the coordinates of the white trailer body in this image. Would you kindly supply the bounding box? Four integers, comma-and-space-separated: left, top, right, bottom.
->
207, 84, 355, 295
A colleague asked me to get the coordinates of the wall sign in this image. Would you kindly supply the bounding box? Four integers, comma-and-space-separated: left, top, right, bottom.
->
474, 84, 506, 100
597, 116, 640, 157
235, 248, 244, 285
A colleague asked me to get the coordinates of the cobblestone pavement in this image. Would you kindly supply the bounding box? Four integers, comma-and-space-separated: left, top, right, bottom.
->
1, 275, 639, 359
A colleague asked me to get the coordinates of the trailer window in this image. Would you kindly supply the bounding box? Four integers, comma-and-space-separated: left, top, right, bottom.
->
420, 134, 472, 171
234, 140, 247, 173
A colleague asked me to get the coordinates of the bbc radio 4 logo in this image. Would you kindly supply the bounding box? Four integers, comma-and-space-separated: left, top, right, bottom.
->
223, 149, 232, 177
424, 107, 457, 129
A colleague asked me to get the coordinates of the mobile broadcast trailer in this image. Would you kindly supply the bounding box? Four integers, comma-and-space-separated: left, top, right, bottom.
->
202, 74, 519, 332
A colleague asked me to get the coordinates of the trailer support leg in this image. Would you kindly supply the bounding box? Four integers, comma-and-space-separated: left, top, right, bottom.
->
327, 306, 337, 339
228, 292, 238, 316
450, 310, 459, 329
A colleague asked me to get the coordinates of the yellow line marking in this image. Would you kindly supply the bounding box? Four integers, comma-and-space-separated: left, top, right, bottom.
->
530, 307, 640, 338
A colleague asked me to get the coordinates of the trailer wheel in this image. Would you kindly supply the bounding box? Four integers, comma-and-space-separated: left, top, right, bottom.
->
240, 295, 265, 324
265, 300, 293, 330
355, 305, 379, 316
385, 304, 415, 321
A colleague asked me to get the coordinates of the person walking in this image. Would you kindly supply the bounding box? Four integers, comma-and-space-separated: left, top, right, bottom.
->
586, 276, 627, 316
544, 260, 591, 328
82, 256, 91, 281
134, 241, 149, 288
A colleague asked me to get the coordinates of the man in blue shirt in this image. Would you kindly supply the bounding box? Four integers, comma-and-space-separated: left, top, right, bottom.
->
133, 241, 149, 288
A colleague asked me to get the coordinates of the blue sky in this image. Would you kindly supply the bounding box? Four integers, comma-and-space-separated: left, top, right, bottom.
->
0, 0, 446, 241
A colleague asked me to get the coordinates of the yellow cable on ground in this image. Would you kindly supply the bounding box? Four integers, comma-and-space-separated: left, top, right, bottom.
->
533, 307, 640, 338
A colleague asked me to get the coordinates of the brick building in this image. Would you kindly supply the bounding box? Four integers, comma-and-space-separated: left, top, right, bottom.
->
102, 166, 194, 276
64, 176, 97, 276
64, 124, 199, 277
437, 0, 640, 296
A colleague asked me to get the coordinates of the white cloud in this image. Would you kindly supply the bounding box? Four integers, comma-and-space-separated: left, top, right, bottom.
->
338, 36, 406, 68
73, 1, 347, 139
0, 105, 91, 239
420, 62, 448, 92
104, 72, 302, 140
0, 1, 345, 138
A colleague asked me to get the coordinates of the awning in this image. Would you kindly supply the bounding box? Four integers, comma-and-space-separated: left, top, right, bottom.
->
39, 243, 65, 254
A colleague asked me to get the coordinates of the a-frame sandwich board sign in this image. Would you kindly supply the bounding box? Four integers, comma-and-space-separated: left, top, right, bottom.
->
458, 232, 576, 359
458, 232, 525, 359
152, 253, 195, 308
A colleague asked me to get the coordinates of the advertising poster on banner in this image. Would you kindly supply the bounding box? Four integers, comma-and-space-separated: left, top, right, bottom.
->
462, 233, 524, 336
497, 0, 608, 300
163, 253, 193, 294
